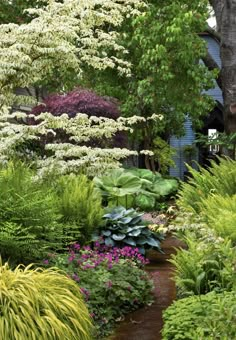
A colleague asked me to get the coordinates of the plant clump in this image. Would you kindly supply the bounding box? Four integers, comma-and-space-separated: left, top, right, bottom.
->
0, 261, 93, 340
93, 206, 164, 253
44, 242, 154, 337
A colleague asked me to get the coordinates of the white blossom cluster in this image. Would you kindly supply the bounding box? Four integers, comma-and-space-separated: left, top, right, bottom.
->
0, 0, 145, 110
0, 0, 160, 176
0, 110, 162, 176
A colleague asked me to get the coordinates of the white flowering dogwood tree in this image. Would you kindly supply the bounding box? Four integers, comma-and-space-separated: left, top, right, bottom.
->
0, 0, 161, 176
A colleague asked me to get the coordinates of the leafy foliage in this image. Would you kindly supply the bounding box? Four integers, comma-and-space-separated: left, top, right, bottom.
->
199, 194, 236, 243
0, 0, 145, 110
0, 0, 156, 176
45, 243, 153, 338
29, 88, 126, 149
152, 136, 176, 174
0, 162, 63, 263
94, 167, 178, 211
162, 291, 236, 340
0, 261, 93, 340
31, 88, 120, 119
94, 206, 164, 253
94, 168, 142, 205
82, 0, 215, 169
178, 157, 236, 212
56, 174, 104, 244
169, 234, 236, 297
0, 0, 47, 24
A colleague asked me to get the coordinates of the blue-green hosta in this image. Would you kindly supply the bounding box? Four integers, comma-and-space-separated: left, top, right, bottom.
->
94, 206, 164, 253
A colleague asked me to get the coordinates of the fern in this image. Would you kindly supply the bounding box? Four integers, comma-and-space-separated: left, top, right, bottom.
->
170, 235, 236, 296
0, 162, 64, 263
178, 157, 236, 212
199, 194, 236, 243
56, 174, 104, 243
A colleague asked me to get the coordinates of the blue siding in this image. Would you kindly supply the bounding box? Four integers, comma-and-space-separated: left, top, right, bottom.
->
169, 117, 198, 179
169, 34, 222, 179
201, 35, 223, 104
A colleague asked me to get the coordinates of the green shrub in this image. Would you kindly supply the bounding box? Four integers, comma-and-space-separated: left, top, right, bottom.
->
0, 162, 63, 263
94, 206, 164, 253
0, 261, 93, 340
56, 174, 104, 243
199, 194, 236, 243
162, 291, 236, 340
178, 157, 236, 212
169, 235, 236, 296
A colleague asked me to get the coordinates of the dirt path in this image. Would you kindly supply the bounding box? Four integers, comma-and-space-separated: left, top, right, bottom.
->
110, 236, 184, 340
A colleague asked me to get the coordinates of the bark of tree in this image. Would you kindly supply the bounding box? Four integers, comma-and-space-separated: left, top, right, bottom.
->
210, 0, 236, 134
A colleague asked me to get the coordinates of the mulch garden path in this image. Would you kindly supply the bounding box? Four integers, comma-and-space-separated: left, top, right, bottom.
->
110, 235, 185, 340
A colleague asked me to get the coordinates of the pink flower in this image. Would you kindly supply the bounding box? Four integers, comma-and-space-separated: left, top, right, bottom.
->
105, 280, 113, 288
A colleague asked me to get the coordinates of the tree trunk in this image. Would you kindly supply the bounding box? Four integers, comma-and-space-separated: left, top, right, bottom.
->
214, 0, 236, 134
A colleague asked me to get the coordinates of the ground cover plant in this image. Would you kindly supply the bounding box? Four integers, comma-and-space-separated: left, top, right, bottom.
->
44, 242, 154, 338
94, 206, 164, 253
162, 291, 236, 340
0, 261, 93, 340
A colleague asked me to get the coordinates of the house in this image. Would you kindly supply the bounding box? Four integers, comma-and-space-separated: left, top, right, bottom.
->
169, 31, 223, 180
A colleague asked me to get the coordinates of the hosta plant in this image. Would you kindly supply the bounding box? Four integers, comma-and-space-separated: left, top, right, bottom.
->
94, 206, 164, 253
0, 261, 93, 340
94, 167, 178, 210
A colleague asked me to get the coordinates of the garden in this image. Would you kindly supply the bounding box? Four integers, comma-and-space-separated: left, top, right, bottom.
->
0, 0, 236, 339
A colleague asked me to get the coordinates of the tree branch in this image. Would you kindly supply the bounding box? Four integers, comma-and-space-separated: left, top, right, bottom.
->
202, 50, 222, 89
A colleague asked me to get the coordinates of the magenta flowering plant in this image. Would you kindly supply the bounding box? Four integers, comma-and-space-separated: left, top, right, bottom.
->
44, 242, 154, 337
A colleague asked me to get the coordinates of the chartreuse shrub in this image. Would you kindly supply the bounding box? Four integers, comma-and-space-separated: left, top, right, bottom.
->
94, 167, 178, 211
55, 174, 104, 244
199, 194, 236, 243
169, 234, 236, 297
0, 162, 63, 263
162, 291, 236, 340
45, 243, 154, 338
178, 157, 236, 212
0, 261, 93, 340
93, 206, 164, 253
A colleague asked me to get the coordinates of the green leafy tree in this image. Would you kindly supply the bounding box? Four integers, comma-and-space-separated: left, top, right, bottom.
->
0, 0, 46, 24
82, 0, 216, 169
